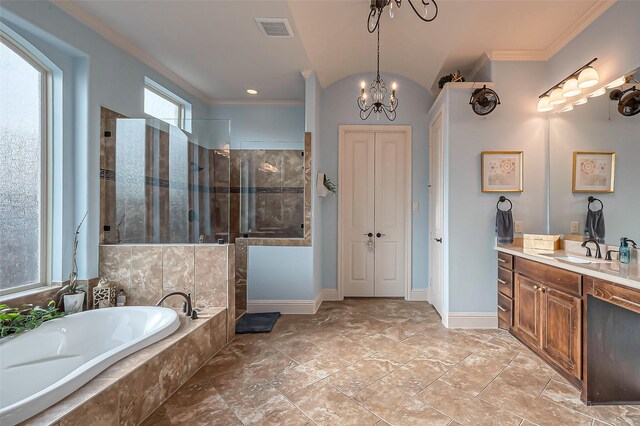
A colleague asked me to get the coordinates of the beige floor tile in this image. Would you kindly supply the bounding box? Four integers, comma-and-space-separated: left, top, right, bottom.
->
354, 380, 451, 426
314, 333, 373, 362
380, 321, 428, 341
402, 335, 472, 365
494, 353, 555, 396
326, 358, 398, 396
479, 379, 593, 426
417, 380, 522, 426
382, 358, 453, 396
271, 335, 324, 364
541, 379, 640, 426
290, 381, 380, 426
439, 352, 511, 396
270, 352, 349, 398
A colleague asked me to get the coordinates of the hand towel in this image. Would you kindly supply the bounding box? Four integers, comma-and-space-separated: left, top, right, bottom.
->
496, 209, 514, 245
585, 209, 605, 243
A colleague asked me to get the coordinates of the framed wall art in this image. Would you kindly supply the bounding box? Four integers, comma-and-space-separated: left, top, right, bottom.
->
572, 151, 615, 193
481, 151, 524, 193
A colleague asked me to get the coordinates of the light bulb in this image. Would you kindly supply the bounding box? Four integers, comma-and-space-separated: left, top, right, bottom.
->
424, 4, 429, 18
389, 2, 394, 18
537, 96, 553, 112
605, 76, 627, 89
574, 98, 588, 106
589, 87, 606, 98
392, 82, 397, 90
562, 78, 581, 98
361, 80, 366, 89
549, 87, 567, 105
578, 66, 599, 89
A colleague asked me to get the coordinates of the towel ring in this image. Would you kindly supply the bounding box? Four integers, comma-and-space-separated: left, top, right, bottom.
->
497, 196, 512, 211
588, 196, 603, 212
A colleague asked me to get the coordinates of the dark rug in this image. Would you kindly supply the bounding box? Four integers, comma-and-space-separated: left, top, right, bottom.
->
235, 312, 281, 334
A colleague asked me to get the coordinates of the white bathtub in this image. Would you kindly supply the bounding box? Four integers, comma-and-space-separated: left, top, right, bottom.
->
0, 306, 180, 425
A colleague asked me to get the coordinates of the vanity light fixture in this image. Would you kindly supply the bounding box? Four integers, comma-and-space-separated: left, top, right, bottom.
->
589, 87, 607, 98
561, 104, 574, 113
605, 75, 628, 89
574, 97, 588, 106
246, 89, 258, 95
538, 58, 598, 112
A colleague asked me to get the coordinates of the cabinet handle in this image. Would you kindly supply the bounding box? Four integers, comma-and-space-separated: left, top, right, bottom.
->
541, 287, 547, 293
498, 258, 506, 263
533, 285, 539, 290
497, 305, 507, 312
497, 279, 507, 284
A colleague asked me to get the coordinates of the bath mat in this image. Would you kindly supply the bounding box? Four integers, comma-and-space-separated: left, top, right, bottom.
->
235, 312, 280, 334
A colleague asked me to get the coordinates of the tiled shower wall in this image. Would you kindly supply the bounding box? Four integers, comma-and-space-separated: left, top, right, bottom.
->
99, 244, 235, 340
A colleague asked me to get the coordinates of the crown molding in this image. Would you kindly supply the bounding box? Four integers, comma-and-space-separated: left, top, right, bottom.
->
51, 0, 212, 105
490, 0, 616, 62
468, 52, 491, 81
210, 99, 305, 107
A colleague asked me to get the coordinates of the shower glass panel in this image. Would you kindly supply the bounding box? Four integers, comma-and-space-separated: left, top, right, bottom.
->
236, 141, 305, 239
100, 115, 230, 244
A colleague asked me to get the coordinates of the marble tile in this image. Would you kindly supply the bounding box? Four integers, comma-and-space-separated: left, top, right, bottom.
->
382, 358, 454, 397
271, 352, 349, 398
99, 245, 132, 289
417, 380, 522, 426
379, 321, 428, 341
271, 335, 324, 364
312, 333, 373, 362
479, 379, 593, 425
129, 246, 162, 306
439, 352, 512, 396
493, 353, 555, 396
326, 358, 398, 397
354, 380, 451, 426
60, 385, 119, 426
194, 245, 228, 308
540, 379, 640, 426
162, 246, 195, 308
290, 381, 380, 426
402, 335, 472, 365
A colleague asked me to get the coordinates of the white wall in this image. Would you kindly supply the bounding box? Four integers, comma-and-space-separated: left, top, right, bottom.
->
444, 62, 549, 313
318, 73, 435, 292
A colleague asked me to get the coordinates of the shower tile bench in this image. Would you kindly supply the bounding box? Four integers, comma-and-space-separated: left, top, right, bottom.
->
21, 308, 227, 426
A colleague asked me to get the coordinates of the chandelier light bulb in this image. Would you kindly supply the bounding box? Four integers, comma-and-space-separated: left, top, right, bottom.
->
361, 80, 366, 89
549, 87, 567, 105
578, 66, 599, 89
562, 78, 581, 98
389, 2, 394, 18
537, 96, 553, 112
589, 87, 607, 98
574, 97, 588, 106
605, 76, 627, 89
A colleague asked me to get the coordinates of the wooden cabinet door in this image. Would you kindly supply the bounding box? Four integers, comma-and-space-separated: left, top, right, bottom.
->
541, 287, 582, 379
514, 274, 542, 347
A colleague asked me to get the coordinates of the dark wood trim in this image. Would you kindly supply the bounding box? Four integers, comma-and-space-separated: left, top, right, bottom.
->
515, 257, 582, 298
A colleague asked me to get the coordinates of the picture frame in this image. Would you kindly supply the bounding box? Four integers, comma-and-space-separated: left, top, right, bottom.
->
481, 151, 524, 193
572, 152, 615, 193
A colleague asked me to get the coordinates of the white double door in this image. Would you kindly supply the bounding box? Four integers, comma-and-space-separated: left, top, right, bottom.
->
339, 126, 410, 298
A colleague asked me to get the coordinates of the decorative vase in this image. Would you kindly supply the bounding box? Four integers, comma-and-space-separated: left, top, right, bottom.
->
64, 292, 85, 314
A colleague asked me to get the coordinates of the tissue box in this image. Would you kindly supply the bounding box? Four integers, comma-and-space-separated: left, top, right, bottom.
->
523, 234, 562, 251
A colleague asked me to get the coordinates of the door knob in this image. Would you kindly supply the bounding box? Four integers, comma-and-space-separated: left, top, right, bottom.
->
376, 233, 386, 238
364, 233, 373, 237
435, 237, 443, 243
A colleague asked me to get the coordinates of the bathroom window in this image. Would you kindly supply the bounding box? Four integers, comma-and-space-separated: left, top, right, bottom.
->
144, 77, 191, 132
0, 33, 49, 294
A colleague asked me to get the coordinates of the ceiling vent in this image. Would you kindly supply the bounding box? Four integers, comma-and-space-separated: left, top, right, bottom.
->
255, 18, 294, 38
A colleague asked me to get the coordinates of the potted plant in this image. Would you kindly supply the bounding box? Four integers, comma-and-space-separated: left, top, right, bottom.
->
0, 302, 65, 339
57, 212, 88, 314
438, 70, 465, 89
323, 174, 337, 195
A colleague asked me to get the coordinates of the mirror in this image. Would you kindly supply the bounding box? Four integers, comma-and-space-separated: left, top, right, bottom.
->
549, 67, 640, 246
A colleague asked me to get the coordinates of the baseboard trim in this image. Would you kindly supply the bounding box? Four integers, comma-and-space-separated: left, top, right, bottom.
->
408, 289, 428, 302
447, 312, 498, 329
247, 299, 319, 315
321, 288, 341, 301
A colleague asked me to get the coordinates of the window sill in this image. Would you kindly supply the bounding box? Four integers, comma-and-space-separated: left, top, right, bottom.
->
0, 284, 63, 305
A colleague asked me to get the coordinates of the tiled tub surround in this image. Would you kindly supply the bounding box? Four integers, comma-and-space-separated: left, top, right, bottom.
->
99, 244, 235, 341
234, 133, 312, 318
142, 299, 640, 425
20, 308, 227, 426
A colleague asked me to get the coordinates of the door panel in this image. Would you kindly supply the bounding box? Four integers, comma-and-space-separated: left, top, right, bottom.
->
542, 288, 582, 379
341, 131, 375, 297
429, 111, 444, 315
514, 274, 541, 347
374, 131, 407, 297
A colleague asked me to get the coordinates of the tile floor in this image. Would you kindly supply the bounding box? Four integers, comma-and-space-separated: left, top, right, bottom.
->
143, 299, 640, 426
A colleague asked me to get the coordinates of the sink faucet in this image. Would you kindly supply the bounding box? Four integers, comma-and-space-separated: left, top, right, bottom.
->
581, 239, 602, 259
156, 292, 198, 319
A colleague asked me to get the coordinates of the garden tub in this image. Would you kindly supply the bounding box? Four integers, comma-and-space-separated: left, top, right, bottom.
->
0, 306, 179, 425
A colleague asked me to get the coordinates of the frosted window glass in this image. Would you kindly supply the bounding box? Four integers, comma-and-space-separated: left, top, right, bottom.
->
144, 87, 181, 128
0, 39, 44, 290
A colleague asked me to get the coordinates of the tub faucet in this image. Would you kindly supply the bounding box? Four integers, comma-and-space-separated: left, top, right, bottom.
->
582, 239, 602, 259
156, 292, 198, 319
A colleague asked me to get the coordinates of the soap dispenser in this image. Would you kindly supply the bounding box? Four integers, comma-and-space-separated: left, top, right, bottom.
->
619, 238, 631, 264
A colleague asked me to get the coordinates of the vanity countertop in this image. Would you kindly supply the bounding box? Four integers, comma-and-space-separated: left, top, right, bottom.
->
496, 245, 640, 291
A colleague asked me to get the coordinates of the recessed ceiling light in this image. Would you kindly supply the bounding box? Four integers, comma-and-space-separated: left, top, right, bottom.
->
247, 89, 258, 95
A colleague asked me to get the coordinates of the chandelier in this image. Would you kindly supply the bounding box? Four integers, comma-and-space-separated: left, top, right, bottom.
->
357, 23, 397, 121
368, 0, 438, 33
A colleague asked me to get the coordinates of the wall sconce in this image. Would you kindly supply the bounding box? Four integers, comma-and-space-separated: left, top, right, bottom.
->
537, 58, 599, 112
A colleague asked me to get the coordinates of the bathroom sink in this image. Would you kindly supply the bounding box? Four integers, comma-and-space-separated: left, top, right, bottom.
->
540, 254, 610, 264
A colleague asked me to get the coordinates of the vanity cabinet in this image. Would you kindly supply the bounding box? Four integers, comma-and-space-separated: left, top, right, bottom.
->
513, 258, 582, 380
497, 252, 514, 329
